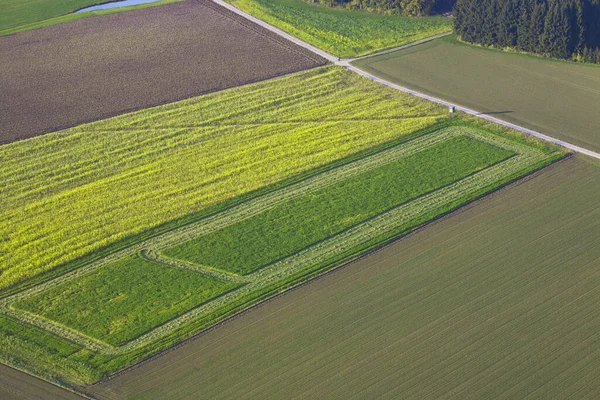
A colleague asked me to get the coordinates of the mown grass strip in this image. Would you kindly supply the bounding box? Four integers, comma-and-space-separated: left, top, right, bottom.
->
163, 136, 514, 275
110, 127, 561, 355
13, 255, 239, 347
0, 125, 456, 354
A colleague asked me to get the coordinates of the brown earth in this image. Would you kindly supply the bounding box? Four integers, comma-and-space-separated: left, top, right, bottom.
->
0, 364, 83, 400
0, 0, 325, 145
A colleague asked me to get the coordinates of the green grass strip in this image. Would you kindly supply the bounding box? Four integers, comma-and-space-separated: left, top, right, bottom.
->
163, 136, 514, 275
14, 255, 239, 347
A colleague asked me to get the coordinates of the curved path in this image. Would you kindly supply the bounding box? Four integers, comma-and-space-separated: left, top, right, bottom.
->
209, 0, 600, 160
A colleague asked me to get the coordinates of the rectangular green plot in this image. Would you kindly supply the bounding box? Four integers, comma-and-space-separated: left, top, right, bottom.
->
162, 136, 514, 275
13, 255, 240, 347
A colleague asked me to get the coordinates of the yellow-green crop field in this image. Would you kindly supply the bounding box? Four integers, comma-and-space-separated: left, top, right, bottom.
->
0, 66, 446, 295
0, 66, 563, 388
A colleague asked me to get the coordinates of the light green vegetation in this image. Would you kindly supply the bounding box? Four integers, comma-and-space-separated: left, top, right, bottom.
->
89, 156, 600, 399
13, 255, 238, 347
0, 118, 562, 386
354, 35, 600, 152
226, 0, 452, 57
0, 0, 180, 36
0, 66, 447, 294
164, 137, 514, 275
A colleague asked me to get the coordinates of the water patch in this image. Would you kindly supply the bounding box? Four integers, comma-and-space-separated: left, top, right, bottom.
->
76, 0, 162, 13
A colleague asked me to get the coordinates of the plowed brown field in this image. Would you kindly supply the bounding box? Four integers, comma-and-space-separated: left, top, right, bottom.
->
0, 364, 82, 400
0, 0, 324, 144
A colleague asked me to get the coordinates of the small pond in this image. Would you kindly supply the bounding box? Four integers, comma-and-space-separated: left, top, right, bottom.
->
76, 0, 163, 13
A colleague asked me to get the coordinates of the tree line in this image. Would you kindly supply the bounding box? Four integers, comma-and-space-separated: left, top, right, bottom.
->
454, 0, 600, 63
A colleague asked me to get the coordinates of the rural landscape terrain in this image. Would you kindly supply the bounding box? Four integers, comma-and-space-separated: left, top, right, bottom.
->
0, 0, 599, 398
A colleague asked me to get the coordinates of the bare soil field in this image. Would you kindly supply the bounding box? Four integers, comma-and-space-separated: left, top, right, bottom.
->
0, 0, 324, 145
90, 156, 600, 399
0, 364, 82, 400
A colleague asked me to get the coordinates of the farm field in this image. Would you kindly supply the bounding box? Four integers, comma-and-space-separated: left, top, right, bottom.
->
14, 255, 240, 347
0, 364, 82, 400
354, 35, 600, 152
0, 0, 324, 144
0, 66, 447, 295
0, 0, 179, 35
225, 0, 452, 57
0, 65, 563, 388
90, 156, 600, 399
163, 136, 515, 275
0, 121, 560, 387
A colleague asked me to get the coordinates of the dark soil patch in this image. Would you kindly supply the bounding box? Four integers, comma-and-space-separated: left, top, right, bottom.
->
0, 0, 325, 145
0, 364, 83, 400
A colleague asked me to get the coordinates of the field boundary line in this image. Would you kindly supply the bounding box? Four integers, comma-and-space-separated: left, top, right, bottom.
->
350, 31, 453, 62
141, 250, 249, 284
208, 0, 600, 161
209, 0, 337, 62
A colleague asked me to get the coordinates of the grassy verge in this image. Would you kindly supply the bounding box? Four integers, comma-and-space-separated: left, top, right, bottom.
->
226, 0, 452, 57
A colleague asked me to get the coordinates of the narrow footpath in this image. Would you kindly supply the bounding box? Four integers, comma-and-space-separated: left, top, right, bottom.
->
208, 0, 600, 160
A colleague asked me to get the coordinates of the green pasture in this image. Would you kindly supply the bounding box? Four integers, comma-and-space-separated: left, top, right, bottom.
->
354, 35, 600, 152
164, 136, 513, 275
0, 66, 447, 294
14, 255, 238, 347
226, 0, 452, 57
91, 156, 600, 399
0, 0, 180, 35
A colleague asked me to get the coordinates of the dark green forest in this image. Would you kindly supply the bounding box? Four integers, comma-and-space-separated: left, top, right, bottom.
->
455, 0, 600, 63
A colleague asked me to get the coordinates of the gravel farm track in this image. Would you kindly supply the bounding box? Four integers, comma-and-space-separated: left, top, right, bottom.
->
0, 0, 324, 145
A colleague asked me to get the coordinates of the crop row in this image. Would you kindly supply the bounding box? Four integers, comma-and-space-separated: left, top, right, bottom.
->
0, 66, 447, 293
1, 126, 560, 357
1, 124, 459, 353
